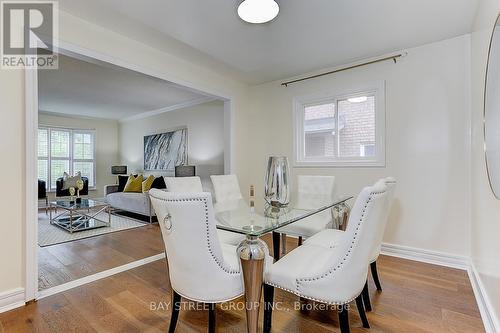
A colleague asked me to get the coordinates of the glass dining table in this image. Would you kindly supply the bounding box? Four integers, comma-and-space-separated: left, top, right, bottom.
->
214, 196, 353, 333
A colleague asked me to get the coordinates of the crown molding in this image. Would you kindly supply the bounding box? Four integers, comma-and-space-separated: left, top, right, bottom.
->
120, 97, 216, 123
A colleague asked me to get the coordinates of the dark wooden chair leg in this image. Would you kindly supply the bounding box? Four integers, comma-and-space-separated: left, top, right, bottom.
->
298, 236, 303, 246
371, 261, 382, 291
208, 303, 216, 333
355, 295, 370, 328
338, 305, 350, 333
272, 231, 281, 261
169, 290, 181, 333
362, 280, 372, 311
263, 284, 274, 333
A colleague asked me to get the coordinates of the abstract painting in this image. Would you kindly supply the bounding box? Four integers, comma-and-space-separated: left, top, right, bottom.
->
144, 128, 187, 171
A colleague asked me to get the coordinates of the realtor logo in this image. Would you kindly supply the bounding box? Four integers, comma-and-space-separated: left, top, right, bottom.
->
1, 1, 58, 69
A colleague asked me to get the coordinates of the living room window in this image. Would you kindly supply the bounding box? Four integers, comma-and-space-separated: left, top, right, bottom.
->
294, 82, 385, 167
38, 127, 96, 190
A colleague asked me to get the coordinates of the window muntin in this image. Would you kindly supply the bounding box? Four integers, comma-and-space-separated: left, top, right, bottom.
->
50, 130, 70, 158
50, 160, 70, 189
294, 83, 385, 167
37, 127, 96, 190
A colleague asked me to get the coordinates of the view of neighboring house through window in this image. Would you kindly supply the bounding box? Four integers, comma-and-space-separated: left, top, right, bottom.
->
38, 127, 96, 190
337, 95, 376, 158
295, 83, 385, 166
304, 102, 337, 157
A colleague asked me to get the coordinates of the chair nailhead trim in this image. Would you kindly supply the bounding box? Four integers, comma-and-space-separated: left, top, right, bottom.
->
150, 194, 240, 276
264, 281, 363, 306
286, 188, 387, 304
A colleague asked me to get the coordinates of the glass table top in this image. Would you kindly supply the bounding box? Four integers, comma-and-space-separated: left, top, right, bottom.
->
215, 196, 353, 237
51, 198, 108, 210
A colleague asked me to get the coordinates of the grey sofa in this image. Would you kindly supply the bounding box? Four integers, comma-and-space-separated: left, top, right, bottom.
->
104, 184, 156, 223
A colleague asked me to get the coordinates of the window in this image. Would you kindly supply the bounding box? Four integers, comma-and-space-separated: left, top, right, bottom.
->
294, 82, 385, 167
38, 127, 96, 190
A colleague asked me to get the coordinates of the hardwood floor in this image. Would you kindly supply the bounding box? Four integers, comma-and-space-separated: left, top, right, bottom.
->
4, 234, 483, 332
38, 212, 164, 290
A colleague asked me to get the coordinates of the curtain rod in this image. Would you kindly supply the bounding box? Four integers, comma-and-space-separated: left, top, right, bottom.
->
281, 52, 407, 87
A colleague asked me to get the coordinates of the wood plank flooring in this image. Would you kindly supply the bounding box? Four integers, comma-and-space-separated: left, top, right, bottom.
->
38, 212, 164, 290
6, 233, 483, 332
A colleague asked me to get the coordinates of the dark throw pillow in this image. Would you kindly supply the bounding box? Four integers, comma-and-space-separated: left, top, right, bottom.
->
117, 175, 136, 192
151, 176, 166, 189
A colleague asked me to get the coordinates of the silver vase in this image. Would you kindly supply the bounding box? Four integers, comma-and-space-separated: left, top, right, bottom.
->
264, 156, 290, 207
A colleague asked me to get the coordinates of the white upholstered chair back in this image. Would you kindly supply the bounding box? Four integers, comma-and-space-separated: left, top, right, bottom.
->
164, 176, 203, 193
295, 175, 336, 209
149, 190, 243, 303
297, 182, 388, 303
369, 177, 396, 262
210, 175, 244, 203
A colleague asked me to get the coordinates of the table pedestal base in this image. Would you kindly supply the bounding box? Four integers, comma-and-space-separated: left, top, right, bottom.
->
237, 236, 268, 333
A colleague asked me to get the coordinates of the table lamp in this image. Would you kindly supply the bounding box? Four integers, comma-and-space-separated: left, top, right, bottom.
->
175, 165, 196, 177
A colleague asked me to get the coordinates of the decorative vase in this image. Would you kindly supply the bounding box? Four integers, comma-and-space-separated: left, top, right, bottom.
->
264, 156, 290, 207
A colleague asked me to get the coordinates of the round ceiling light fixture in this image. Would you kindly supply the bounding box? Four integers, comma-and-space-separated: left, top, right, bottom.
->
238, 0, 280, 24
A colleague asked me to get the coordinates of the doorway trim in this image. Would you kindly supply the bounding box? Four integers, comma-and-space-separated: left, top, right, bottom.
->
25, 39, 235, 302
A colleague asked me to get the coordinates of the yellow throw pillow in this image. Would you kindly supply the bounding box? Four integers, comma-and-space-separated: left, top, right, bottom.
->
123, 174, 143, 193
142, 175, 155, 192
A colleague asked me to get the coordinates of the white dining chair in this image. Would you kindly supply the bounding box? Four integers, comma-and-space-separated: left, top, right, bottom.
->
304, 177, 397, 311
273, 175, 336, 259
165, 176, 245, 246
164, 176, 203, 192
150, 190, 272, 333
263, 181, 389, 333
210, 174, 244, 203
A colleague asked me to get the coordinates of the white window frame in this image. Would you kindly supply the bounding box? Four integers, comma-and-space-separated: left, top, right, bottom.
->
37, 128, 49, 187
293, 81, 386, 167
38, 126, 97, 191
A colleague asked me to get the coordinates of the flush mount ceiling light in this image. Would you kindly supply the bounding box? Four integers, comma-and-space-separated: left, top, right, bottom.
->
238, 0, 280, 24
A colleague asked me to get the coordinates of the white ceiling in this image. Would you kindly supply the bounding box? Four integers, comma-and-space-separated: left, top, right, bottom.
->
39, 54, 211, 120
58, 0, 479, 84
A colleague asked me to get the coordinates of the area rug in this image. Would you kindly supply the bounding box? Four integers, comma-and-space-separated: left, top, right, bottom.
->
38, 212, 146, 247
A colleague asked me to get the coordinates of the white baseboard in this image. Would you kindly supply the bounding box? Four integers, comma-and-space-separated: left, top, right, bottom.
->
38, 253, 165, 300
4, 242, 497, 333
468, 264, 500, 333
381, 242, 469, 270
380, 242, 499, 332
0, 288, 25, 314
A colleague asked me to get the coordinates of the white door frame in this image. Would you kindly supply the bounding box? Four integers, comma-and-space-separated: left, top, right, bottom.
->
25, 40, 235, 302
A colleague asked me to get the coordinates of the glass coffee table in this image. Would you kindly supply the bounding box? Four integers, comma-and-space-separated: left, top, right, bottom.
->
49, 198, 111, 233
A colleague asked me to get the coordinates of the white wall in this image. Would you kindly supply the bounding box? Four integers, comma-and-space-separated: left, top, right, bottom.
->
471, 0, 500, 327
0, 10, 250, 295
239, 35, 471, 256
119, 100, 225, 184
0, 69, 24, 293
1, 5, 493, 314
38, 113, 120, 198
